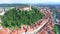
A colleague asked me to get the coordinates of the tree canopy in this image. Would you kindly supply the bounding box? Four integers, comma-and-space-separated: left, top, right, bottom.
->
53, 25, 59, 34
1, 7, 44, 29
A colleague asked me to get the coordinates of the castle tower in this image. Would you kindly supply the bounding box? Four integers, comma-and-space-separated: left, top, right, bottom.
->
29, 4, 31, 10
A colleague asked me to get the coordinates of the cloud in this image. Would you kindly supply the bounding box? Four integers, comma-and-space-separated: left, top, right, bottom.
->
0, 0, 60, 4
0, 0, 17, 3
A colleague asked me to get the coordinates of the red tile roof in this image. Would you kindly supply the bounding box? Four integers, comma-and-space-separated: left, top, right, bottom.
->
11, 30, 18, 34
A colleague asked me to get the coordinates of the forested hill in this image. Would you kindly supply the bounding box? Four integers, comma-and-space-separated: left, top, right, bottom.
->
1, 7, 44, 29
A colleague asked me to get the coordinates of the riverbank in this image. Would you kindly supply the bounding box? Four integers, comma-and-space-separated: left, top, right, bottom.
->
52, 10, 60, 34
53, 24, 59, 34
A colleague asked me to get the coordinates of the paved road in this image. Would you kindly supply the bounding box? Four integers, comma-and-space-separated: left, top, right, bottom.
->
26, 8, 52, 34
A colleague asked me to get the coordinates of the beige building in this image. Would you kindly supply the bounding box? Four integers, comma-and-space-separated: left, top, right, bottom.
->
16, 6, 32, 11
0, 8, 5, 15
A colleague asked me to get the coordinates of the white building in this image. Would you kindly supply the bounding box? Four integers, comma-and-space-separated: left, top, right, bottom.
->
0, 7, 15, 16
0, 8, 5, 15
16, 7, 32, 11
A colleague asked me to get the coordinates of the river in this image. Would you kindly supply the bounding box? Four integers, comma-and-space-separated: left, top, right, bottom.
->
53, 11, 60, 34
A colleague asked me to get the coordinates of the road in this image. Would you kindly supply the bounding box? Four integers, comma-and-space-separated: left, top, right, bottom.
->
26, 8, 53, 34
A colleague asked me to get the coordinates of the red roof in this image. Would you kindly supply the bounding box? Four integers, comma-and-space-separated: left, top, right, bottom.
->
11, 30, 18, 34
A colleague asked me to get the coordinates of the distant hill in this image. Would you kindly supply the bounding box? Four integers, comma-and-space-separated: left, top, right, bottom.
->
0, 3, 60, 8
32, 4, 60, 7
32, 4, 60, 9
0, 4, 29, 7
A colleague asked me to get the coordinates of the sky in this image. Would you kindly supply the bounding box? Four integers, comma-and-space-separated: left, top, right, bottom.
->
0, 0, 60, 4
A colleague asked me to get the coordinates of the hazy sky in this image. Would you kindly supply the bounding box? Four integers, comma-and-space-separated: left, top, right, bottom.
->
0, 0, 60, 4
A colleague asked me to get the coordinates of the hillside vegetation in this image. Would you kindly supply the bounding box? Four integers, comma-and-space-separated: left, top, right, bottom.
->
53, 24, 59, 34
1, 7, 44, 29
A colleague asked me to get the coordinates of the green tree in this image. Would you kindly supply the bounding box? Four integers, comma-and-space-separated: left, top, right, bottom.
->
1, 7, 44, 29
